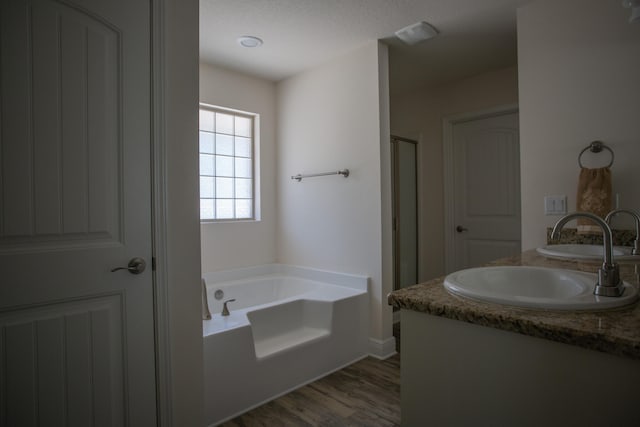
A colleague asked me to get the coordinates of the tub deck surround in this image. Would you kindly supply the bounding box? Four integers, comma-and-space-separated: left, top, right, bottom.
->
203, 263, 369, 292
388, 250, 640, 360
202, 277, 365, 339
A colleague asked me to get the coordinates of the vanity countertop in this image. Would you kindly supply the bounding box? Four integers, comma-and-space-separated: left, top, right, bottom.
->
387, 250, 640, 360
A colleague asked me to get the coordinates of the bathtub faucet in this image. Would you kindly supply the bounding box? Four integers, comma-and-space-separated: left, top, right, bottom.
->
221, 298, 236, 316
551, 211, 624, 297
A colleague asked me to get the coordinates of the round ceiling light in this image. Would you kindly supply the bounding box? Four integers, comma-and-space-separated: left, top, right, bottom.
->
237, 36, 263, 48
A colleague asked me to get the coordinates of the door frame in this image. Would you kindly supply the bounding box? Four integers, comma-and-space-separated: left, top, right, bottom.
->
150, 1, 201, 425
151, 0, 172, 424
442, 104, 519, 274
390, 135, 419, 291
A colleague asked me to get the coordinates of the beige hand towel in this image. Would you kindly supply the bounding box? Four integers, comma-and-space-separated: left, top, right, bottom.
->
576, 167, 612, 234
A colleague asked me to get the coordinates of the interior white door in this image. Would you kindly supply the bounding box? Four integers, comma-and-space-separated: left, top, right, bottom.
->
452, 112, 521, 271
0, 0, 157, 425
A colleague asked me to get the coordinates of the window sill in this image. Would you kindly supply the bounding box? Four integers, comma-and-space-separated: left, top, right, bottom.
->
200, 218, 261, 225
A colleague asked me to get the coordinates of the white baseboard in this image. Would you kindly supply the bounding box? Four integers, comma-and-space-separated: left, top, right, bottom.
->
368, 337, 397, 360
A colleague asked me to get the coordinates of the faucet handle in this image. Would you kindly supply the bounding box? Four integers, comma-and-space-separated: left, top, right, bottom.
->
221, 298, 236, 316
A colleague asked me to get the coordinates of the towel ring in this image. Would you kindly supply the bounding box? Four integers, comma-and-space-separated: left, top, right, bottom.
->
578, 141, 614, 168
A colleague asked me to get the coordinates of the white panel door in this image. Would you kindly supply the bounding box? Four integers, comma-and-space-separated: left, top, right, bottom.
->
452, 112, 521, 271
0, 0, 156, 425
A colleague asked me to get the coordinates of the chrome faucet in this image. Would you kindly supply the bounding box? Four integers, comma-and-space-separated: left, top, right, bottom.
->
221, 298, 236, 316
605, 209, 640, 256
551, 212, 624, 297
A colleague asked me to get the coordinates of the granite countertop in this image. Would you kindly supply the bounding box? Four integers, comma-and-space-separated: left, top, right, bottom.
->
388, 249, 640, 360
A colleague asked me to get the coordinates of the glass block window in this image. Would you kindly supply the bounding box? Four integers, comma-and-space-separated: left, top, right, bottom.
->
199, 105, 255, 221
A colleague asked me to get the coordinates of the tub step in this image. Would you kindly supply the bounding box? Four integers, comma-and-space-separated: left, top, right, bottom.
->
254, 327, 330, 360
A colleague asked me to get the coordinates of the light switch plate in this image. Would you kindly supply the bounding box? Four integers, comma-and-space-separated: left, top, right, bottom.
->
544, 195, 567, 215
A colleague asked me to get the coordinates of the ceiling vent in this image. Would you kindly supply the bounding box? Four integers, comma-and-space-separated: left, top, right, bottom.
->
395, 21, 439, 45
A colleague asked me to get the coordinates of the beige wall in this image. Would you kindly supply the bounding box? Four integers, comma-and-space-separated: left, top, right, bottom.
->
276, 42, 394, 356
199, 63, 278, 272
390, 66, 519, 281
518, 0, 640, 250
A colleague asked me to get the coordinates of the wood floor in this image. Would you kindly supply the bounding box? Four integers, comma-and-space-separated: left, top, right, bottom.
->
220, 354, 401, 427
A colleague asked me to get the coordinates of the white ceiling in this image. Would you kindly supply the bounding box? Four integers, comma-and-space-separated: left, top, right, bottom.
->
200, 0, 533, 94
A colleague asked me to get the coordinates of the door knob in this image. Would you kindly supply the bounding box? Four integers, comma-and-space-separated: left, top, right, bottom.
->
456, 225, 468, 233
111, 257, 146, 274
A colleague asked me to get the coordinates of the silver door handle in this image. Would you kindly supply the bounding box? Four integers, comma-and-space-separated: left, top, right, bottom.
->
111, 257, 146, 274
456, 225, 468, 233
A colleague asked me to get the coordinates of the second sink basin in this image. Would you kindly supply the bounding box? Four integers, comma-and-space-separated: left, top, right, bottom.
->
444, 266, 638, 310
536, 244, 637, 261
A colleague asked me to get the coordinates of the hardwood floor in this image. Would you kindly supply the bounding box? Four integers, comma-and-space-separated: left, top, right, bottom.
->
220, 354, 401, 427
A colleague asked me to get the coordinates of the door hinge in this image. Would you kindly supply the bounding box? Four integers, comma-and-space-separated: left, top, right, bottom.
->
152, 257, 156, 271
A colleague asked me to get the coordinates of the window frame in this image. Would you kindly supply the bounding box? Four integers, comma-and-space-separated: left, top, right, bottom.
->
199, 103, 257, 223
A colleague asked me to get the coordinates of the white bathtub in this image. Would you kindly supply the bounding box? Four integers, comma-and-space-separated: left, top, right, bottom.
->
202, 264, 369, 426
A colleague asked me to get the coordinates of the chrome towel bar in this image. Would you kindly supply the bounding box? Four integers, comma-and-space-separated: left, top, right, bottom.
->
291, 169, 350, 182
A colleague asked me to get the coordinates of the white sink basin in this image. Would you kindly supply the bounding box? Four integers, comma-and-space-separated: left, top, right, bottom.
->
536, 244, 638, 261
444, 266, 638, 310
